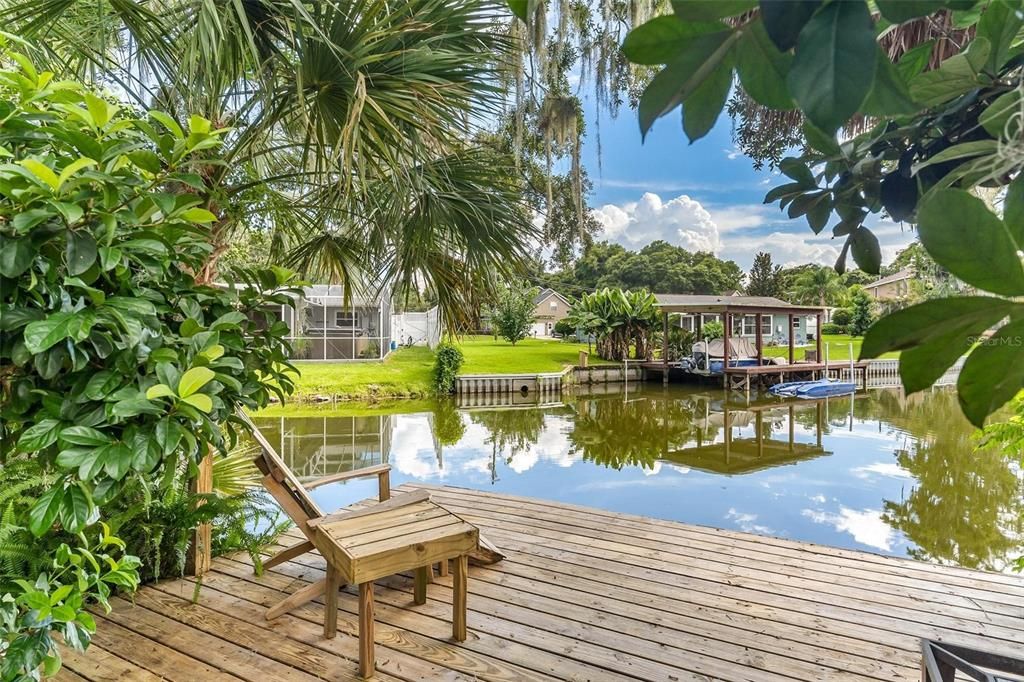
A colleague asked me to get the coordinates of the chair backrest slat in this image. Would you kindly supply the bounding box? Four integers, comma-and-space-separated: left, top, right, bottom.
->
235, 409, 323, 520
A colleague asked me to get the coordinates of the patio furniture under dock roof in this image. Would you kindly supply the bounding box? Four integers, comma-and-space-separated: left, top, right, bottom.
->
55, 484, 1024, 682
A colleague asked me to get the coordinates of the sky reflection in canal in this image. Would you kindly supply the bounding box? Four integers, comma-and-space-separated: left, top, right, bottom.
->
253, 385, 1023, 571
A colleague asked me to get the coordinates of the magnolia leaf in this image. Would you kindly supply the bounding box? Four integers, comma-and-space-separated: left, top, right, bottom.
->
735, 20, 795, 109
958, 317, 1024, 427
788, 0, 877, 133
672, 0, 755, 21
182, 393, 213, 413
59, 426, 111, 447
0, 237, 34, 277
28, 486, 64, 537
622, 16, 727, 65
979, 89, 1022, 138
177, 367, 215, 398
917, 189, 1024, 296
58, 484, 95, 533
638, 31, 733, 138
20, 159, 60, 190
681, 51, 735, 142
849, 228, 881, 275
23, 312, 75, 353
861, 296, 1019, 356
145, 384, 176, 400
861, 48, 918, 116
759, 0, 822, 52
66, 230, 97, 276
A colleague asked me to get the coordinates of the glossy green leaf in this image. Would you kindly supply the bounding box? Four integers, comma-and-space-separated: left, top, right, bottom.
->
28, 486, 63, 536
182, 393, 213, 413
179, 207, 217, 223
1004, 173, 1024, 246
0, 237, 34, 277
958, 317, 1024, 427
849, 227, 881, 274
876, 0, 947, 23
145, 384, 176, 400
861, 49, 918, 116
759, 0, 822, 51
149, 111, 183, 138
976, 0, 1022, 72
735, 20, 794, 109
681, 52, 735, 142
17, 419, 62, 452
66, 230, 97, 276
622, 16, 727, 65
672, 0, 755, 21
909, 37, 990, 106
57, 158, 96, 190
979, 89, 1022, 138
111, 398, 163, 418
59, 426, 111, 447
896, 40, 935, 81
787, 0, 877, 133
917, 189, 1024, 296
638, 32, 733, 138
20, 159, 60, 190
101, 443, 133, 480
177, 367, 215, 398
802, 121, 841, 156
778, 158, 816, 187
23, 312, 75, 354
58, 484, 94, 533
83, 93, 114, 128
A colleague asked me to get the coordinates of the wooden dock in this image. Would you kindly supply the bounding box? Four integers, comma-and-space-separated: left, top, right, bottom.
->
58, 484, 1024, 681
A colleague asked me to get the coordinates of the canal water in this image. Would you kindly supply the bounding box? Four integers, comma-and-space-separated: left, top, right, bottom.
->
253, 385, 1023, 572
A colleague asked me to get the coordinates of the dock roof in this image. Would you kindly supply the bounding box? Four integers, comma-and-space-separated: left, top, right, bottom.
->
654, 293, 825, 315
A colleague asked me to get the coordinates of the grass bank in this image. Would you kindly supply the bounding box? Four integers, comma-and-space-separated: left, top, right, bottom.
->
762, 335, 899, 361
283, 336, 610, 402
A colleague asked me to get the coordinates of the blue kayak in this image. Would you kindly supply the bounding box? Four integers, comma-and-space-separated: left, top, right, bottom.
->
770, 379, 856, 398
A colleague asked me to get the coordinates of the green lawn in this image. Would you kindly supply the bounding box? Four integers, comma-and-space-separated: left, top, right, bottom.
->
762, 335, 899, 361
283, 335, 608, 402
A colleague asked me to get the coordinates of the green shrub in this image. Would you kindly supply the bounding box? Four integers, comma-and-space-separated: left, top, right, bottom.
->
432, 342, 464, 394
0, 48, 298, 678
700, 320, 724, 340
830, 308, 853, 327
821, 322, 847, 335
553, 319, 575, 337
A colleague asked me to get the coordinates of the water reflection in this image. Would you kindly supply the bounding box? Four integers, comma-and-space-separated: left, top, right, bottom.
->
253, 385, 1023, 571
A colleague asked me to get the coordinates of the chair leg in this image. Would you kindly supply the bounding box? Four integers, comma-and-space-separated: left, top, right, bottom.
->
324, 564, 341, 639
263, 539, 314, 571
359, 582, 374, 679
452, 554, 467, 641
414, 566, 428, 605
266, 578, 326, 620
438, 560, 449, 577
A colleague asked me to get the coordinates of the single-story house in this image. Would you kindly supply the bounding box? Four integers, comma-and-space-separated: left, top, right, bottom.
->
531, 288, 572, 337
272, 285, 394, 361
662, 294, 813, 346
865, 269, 914, 301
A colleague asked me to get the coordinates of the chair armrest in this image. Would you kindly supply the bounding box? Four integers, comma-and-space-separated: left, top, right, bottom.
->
305, 464, 391, 491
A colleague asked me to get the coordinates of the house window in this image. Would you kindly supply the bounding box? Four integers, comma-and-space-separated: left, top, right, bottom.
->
549, 300, 558, 310
335, 311, 360, 327
679, 315, 695, 332
742, 315, 758, 336
761, 316, 772, 335
793, 317, 801, 328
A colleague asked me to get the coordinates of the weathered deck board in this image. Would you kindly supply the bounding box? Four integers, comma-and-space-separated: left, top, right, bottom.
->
58, 484, 1024, 682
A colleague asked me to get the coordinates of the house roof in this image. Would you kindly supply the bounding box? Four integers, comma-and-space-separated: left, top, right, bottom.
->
533, 288, 571, 307
654, 293, 824, 315
866, 268, 914, 289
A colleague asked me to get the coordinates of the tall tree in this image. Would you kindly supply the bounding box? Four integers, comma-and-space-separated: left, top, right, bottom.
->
620, 1, 1024, 425
848, 288, 875, 336
8, 0, 538, 327
745, 252, 784, 297
788, 267, 846, 307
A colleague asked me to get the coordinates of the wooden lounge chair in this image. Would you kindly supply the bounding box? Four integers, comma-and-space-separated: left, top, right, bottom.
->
234, 409, 504, 622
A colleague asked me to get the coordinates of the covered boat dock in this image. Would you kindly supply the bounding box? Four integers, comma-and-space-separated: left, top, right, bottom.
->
646, 294, 868, 394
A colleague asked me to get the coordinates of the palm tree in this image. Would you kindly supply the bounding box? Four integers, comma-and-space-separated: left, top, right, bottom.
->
5, 0, 536, 326
789, 267, 846, 307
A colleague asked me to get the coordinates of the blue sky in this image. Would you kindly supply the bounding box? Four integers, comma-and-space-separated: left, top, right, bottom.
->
575, 97, 915, 271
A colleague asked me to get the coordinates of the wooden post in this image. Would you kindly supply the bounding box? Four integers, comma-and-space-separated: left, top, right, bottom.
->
414, 566, 428, 605
816, 312, 823, 365
787, 314, 795, 364
452, 554, 468, 641
186, 449, 214, 576
358, 582, 374, 678
662, 311, 670, 386
324, 565, 341, 638
755, 313, 763, 366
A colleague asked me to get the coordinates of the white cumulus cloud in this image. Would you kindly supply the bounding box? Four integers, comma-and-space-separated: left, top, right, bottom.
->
592, 192, 720, 253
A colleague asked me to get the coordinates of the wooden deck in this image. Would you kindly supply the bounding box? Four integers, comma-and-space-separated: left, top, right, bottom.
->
58, 484, 1024, 681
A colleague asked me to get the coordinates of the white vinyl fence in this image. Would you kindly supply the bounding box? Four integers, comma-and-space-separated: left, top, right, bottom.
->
391, 306, 442, 349
851, 358, 966, 389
